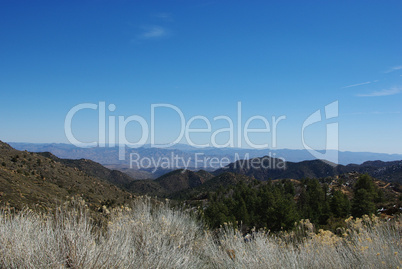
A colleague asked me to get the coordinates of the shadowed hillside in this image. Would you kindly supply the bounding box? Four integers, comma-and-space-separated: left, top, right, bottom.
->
214, 156, 344, 180
127, 169, 214, 197
214, 156, 402, 183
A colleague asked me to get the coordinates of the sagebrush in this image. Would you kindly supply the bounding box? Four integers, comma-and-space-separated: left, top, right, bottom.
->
0, 197, 400, 268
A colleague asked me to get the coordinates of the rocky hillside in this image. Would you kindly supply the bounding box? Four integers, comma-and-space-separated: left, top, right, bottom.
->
0, 141, 134, 210
37, 152, 137, 188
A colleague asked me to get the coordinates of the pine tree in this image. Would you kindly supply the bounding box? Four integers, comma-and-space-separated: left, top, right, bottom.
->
330, 189, 350, 218
351, 174, 378, 217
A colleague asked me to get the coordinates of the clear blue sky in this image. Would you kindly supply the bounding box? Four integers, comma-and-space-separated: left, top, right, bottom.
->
1, 0, 401, 153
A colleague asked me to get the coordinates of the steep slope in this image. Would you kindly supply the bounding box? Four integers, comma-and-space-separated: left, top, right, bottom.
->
104, 164, 156, 179
155, 169, 214, 193
126, 179, 169, 197
0, 141, 133, 210
37, 152, 137, 187
127, 169, 214, 197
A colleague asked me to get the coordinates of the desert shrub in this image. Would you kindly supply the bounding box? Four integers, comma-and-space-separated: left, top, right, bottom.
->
203, 215, 401, 268
0, 198, 400, 269
0, 197, 207, 269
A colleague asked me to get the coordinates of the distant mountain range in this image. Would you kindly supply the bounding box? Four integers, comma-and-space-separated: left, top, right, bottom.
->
1, 140, 401, 210
8, 143, 402, 178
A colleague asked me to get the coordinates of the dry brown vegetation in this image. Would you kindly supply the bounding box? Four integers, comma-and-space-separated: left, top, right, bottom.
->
0, 196, 400, 269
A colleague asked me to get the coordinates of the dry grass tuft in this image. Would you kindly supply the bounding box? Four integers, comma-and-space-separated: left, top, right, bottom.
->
0, 197, 401, 268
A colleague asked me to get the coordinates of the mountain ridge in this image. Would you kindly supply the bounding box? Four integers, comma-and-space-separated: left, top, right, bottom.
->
214, 156, 402, 183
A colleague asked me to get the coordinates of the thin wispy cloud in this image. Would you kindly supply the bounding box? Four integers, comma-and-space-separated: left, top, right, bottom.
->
342, 81, 372, 89
356, 87, 402, 97
139, 25, 169, 39
152, 12, 173, 21
134, 13, 173, 42
384, 65, 402, 73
